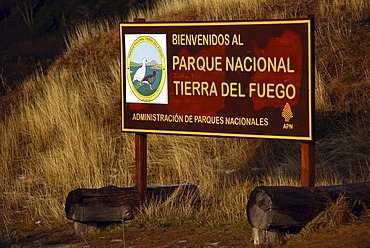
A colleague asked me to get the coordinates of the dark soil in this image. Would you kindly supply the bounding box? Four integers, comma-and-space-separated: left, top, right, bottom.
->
12, 216, 370, 248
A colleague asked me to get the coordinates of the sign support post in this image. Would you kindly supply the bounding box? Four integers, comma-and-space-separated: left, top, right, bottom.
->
301, 142, 315, 187
135, 132, 147, 201
301, 15, 315, 187
133, 18, 148, 201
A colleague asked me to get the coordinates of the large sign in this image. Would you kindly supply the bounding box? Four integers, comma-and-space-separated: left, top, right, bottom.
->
120, 19, 314, 141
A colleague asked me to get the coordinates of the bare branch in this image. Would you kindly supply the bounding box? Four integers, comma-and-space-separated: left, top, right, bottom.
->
15, 0, 40, 31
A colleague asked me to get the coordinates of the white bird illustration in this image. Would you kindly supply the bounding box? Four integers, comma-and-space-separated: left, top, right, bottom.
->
133, 58, 147, 86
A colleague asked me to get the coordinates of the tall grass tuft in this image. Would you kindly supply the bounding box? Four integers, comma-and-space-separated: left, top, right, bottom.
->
301, 195, 357, 234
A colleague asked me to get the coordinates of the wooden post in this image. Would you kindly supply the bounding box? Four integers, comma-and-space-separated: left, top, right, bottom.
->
133, 18, 148, 201
135, 133, 147, 200
301, 16, 315, 187
134, 18, 146, 22
301, 142, 315, 187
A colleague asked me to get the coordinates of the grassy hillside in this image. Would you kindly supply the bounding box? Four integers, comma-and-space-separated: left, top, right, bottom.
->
1, 0, 370, 246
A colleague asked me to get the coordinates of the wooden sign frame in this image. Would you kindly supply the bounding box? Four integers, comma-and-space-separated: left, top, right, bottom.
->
120, 18, 314, 142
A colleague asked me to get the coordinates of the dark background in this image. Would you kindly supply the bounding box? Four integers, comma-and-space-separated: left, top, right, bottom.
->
0, 0, 154, 94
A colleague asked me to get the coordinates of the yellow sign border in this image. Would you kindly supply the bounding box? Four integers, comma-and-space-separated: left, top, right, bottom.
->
120, 19, 313, 141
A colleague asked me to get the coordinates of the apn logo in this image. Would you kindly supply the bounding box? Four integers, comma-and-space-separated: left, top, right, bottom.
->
281, 102, 294, 129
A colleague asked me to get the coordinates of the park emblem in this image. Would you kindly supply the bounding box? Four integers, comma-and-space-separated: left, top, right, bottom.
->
126, 35, 167, 103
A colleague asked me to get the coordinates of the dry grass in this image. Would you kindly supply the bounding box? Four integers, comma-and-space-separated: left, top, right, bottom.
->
1, 0, 370, 245
300, 195, 357, 234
